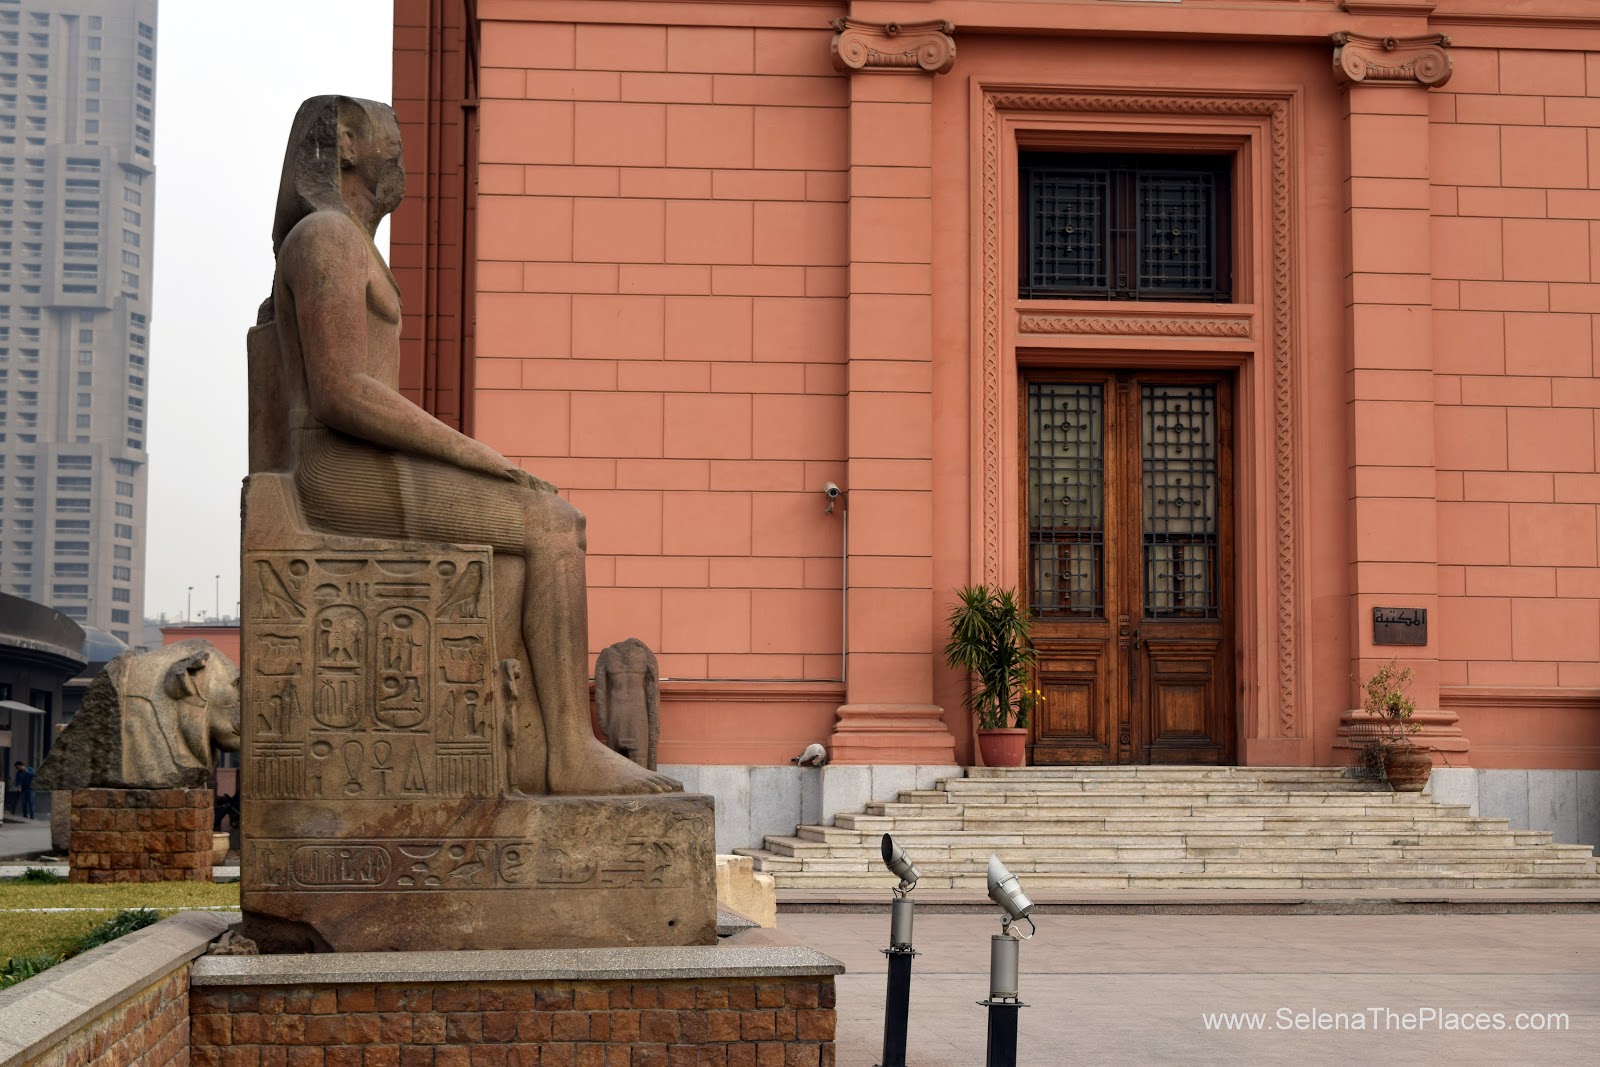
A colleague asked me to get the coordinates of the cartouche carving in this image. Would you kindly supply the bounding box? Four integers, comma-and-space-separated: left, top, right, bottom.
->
1332, 32, 1453, 88
830, 18, 956, 75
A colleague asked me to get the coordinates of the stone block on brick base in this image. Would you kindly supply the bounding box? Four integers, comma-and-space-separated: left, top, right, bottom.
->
242, 791, 717, 952
67, 787, 214, 883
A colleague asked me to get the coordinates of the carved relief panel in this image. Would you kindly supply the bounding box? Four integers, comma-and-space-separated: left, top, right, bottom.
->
242, 549, 500, 805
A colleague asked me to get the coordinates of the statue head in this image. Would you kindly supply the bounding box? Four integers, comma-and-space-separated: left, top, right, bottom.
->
162, 643, 243, 754
271, 95, 404, 253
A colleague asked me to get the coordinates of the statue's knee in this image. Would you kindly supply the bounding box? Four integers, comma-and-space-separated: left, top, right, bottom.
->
530, 493, 586, 546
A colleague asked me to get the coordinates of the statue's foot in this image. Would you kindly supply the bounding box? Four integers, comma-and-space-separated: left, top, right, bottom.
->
548, 737, 681, 795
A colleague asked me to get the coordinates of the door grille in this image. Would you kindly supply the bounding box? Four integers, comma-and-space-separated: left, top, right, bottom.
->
1142, 383, 1220, 618
1028, 381, 1105, 617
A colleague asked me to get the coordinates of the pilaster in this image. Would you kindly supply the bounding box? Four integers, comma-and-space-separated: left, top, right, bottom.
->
826, 17, 957, 765
1333, 31, 1468, 762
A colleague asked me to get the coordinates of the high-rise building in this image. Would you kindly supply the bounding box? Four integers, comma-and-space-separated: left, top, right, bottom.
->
0, 0, 155, 644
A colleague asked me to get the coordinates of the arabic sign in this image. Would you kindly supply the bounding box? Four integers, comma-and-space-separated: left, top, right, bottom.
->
1373, 607, 1427, 647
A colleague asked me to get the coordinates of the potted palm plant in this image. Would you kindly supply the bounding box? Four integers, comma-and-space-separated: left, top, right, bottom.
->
944, 585, 1038, 768
1363, 659, 1431, 791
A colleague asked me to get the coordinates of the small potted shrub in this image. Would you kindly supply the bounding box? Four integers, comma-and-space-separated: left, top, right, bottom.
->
1363, 659, 1431, 791
944, 585, 1038, 768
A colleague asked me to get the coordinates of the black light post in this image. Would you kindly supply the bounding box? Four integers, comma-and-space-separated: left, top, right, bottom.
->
877, 833, 920, 1067
979, 854, 1035, 1067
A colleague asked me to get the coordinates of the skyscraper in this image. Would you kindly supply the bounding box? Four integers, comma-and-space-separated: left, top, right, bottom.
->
0, 0, 155, 644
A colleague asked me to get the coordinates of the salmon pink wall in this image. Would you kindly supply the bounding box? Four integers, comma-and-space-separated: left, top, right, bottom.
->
392, 1, 1600, 769
469, 10, 850, 762
1431, 44, 1600, 766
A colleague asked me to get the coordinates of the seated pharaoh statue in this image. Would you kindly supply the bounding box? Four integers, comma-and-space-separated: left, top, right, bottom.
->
239, 96, 712, 952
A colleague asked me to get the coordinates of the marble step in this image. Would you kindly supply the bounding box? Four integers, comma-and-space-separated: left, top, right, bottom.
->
741, 853, 1597, 877
918, 788, 1428, 804
870, 796, 1446, 812
962, 766, 1362, 781
749, 837, 1593, 864
753, 867, 1600, 891
832, 814, 1501, 833
939, 779, 1387, 795
791, 825, 1561, 848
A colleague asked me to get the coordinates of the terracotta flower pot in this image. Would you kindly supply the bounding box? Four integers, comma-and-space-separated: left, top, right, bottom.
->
1383, 748, 1433, 792
976, 728, 1029, 768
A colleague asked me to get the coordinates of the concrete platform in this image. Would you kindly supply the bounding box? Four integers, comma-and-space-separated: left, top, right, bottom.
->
778, 910, 1600, 1065
779, 886, 1600, 914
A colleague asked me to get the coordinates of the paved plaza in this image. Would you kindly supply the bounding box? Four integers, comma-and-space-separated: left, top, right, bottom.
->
778, 910, 1600, 1065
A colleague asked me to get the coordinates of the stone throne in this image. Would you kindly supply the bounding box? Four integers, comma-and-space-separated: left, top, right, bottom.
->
238, 96, 714, 953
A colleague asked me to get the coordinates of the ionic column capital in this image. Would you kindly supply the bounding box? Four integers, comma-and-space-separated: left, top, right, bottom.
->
1332, 31, 1453, 88
830, 18, 956, 75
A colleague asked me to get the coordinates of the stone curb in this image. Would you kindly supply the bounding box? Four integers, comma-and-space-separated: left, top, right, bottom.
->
191, 942, 845, 986
0, 865, 240, 879
0, 910, 233, 1066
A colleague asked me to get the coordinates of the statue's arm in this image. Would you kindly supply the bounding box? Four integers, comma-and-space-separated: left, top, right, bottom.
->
281, 213, 521, 481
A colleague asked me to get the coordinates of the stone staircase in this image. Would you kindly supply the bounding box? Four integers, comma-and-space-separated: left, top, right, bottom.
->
736, 766, 1600, 891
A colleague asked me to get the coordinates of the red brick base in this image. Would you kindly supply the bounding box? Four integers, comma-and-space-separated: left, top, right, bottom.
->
190, 976, 836, 1066
68, 788, 213, 883
24, 967, 192, 1067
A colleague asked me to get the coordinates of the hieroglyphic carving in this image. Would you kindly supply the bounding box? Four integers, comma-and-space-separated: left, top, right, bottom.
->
1017, 314, 1252, 338
979, 88, 1301, 735
830, 18, 956, 75
243, 547, 500, 801
1332, 32, 1453, 88
249, 834, 694, 892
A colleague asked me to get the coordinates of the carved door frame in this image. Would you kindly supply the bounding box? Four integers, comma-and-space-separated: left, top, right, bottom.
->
972, 83, 1307, 757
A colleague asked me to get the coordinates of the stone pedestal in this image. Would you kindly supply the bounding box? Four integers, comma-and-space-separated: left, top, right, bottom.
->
240, 475, 717, 953
241, 791, 717, 953
67, 788, 214, 883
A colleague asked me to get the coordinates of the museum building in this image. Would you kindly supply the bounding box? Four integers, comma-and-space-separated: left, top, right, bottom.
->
389, 0, 1600, 838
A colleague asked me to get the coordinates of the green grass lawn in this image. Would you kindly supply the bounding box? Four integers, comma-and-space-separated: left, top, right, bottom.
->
0, 878, 240, 968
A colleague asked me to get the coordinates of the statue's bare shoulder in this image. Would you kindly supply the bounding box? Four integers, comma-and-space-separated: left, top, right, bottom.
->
277, 210, 370, 286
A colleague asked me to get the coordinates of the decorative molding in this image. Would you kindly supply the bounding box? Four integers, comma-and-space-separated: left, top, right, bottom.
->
978, 89, 1301, 737
656, 680, 845, 703
1018, 314, 1251, 339
1340, 0, 1437, 16
1332, 32, 1453, 89
1440, 687, 1600, 712
830, 18, 956, 75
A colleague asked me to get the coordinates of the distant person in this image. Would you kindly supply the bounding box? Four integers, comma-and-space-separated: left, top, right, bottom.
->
12, 761, 35, 820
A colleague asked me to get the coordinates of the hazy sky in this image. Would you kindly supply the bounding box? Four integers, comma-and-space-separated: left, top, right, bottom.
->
146, 1, 390, 622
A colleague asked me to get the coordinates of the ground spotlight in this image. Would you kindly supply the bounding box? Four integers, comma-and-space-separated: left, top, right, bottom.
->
876, 833, 920, 1067
980, 854, 1036, 1067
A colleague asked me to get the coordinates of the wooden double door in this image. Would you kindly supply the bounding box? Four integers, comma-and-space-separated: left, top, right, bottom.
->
1023, 371, 1235, 765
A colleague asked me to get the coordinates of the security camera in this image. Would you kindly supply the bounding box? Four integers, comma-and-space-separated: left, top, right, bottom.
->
823, 482, 844, 514
881, 833, 920, 896
987, 854, 1034, 924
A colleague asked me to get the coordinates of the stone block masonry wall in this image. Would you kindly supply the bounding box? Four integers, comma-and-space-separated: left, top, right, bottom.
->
69, 787, 213, 883
17, 968, 191, 1067
1429, 44, 1600, 768
190, 977, 836, 1067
